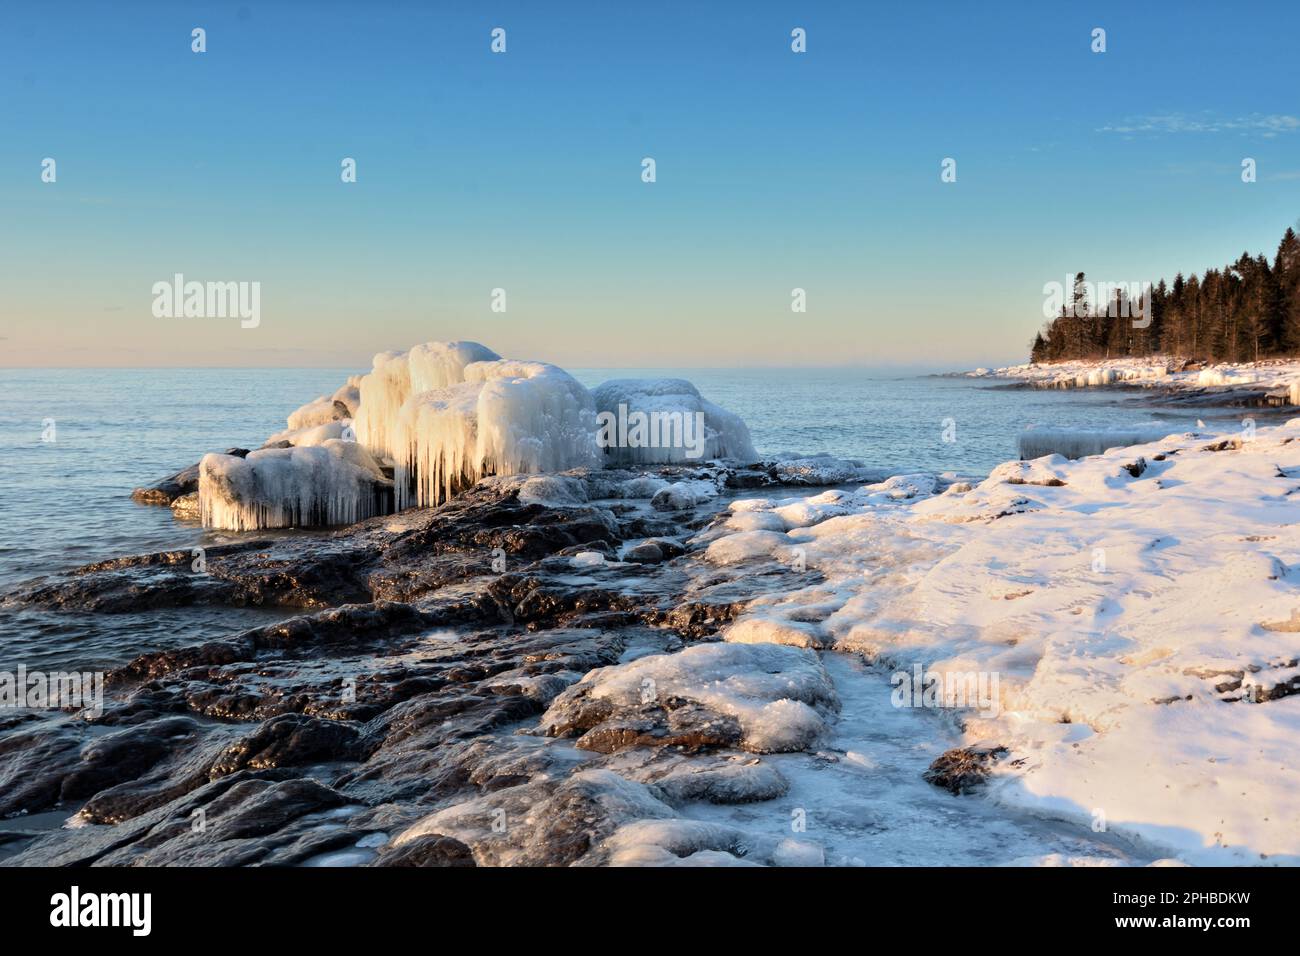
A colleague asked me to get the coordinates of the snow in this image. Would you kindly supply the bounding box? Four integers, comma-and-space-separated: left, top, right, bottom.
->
974, 355, 1300, 404
1018, 423, 1181, 460
199, 439, 392, 530
592, 378, 757, 464
691, 417, 1300, 864
264, 419, 353, 448
393, 360, 600, 508
285, 380, 361, 431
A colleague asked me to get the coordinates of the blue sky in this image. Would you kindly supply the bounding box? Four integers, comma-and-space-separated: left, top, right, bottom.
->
2, 0, 1298, 368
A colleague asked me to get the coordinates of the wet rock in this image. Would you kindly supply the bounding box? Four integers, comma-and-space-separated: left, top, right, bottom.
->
0, 715, 206, 818
5, 463, 861, 866
170, 492, 201, 520
624, 542, 665, 563
391, 769, 679, 867
209, 714, 365, 777
923, 745, 1009, 794
131, 449, 248, 505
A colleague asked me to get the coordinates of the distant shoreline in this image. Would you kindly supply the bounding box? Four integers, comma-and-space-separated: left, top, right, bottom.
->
949, 356, 1300, 411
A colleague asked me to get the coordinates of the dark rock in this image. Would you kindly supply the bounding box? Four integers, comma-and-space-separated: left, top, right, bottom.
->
130, 448, 248, 505
923, 745, 1009, 794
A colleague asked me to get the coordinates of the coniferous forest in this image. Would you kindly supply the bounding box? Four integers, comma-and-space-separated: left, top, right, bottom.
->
1030, 223, 1300, 364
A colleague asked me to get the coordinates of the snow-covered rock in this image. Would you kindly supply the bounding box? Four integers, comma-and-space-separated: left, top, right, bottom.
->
592, 378, 757, 465
538, 642, 839, 754
1018, 423, 1179, 460
285, 379, 361, 431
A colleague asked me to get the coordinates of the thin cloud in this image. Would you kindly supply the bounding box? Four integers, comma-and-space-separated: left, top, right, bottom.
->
1098, 112, 1300, 135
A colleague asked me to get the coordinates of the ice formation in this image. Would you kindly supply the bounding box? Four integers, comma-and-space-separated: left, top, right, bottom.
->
592, 379, 757, 465
353, 342, 501, 460
1018, 423, 1178, 460
285, 379, 362, 430
393, 360, 600, 508
199, 440, 392, 531
197, 340, 758, 529
263, 420, 353, 448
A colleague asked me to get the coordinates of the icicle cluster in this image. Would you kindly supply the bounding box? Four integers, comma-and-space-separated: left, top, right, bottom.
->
199, 441, 393, 531
394, 360, 600, 508
354, 342, 500, 460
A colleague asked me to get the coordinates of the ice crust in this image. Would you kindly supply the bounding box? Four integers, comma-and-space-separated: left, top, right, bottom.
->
1018, 423, 1180, 460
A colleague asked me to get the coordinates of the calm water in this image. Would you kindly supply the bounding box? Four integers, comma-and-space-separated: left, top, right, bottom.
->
0, 367, 1238, 668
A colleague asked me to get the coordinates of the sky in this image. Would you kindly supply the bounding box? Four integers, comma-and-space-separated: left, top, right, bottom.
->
2, 0, 1298, 370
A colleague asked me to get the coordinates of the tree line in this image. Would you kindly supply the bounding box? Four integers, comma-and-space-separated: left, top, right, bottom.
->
1030, 223, 1300, 364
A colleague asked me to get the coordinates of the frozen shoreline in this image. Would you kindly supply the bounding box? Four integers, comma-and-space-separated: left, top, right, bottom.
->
958, 356, 1300, 410
5, 352, 1298, 867
695, 420, 1300, 864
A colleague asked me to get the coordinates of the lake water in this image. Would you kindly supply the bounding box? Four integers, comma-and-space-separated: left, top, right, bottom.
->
0, 366, 1243, 669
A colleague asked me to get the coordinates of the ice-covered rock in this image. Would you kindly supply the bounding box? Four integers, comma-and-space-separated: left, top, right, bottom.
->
354, 342, 501, 459
1018, 423, 1177, 460
393, 360, 600, 508
264, 419, 353, 448
199, 440, 393, 530
538, 642, 839, 754
285, 380, 362, 431
592, 378, 757, 465
772, 454, 878, 485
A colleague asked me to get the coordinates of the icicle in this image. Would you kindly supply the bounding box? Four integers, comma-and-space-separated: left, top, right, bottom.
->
353, 350, 412, 461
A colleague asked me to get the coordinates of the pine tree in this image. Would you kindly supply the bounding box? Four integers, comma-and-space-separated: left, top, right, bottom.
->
1027, 222, 1300, 362
1030, 331, 1048, 363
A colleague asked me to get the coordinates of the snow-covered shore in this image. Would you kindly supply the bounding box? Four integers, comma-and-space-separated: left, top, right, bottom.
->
693, 419, 1300, 864
42, 348, 1297, 866
964, 356, 1300, 408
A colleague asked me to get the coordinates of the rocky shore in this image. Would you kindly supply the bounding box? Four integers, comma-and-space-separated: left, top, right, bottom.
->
2, 459, 924, 866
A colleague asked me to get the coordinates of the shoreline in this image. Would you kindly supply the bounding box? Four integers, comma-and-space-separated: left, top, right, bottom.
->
959, 356, 1300, 411
3, 362, 1298, 867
